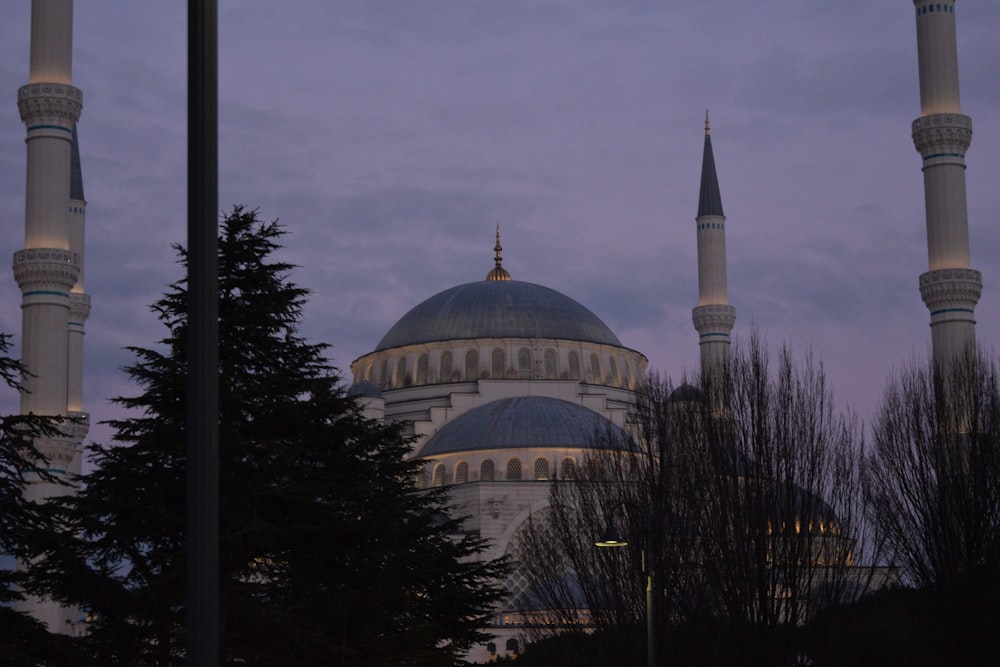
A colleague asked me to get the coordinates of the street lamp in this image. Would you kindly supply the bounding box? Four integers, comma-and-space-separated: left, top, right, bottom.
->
595, 502, 656, 667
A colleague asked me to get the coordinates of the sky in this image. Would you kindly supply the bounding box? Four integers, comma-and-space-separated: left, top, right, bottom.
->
1, 1, 998, 449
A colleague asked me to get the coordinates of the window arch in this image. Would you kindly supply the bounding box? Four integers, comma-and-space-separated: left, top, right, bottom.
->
518, 347, 532, 378
455, 461, 469, 484
491, 348, 505, 379
465, 349, 479, 381
432, 463, 446, 487
590, 353, 601, 383
480, 459, 495, 481
544, 349, 557, 379
568, 351, 581, 380
534, 457, 550, 480
416, 354, 429, 385
396, 357, 408, 387
561, 457, 577, 480
380, 358, 390, 387
506, 458, 522, 480
440, 351, 453, 382
608, 356, 618, 385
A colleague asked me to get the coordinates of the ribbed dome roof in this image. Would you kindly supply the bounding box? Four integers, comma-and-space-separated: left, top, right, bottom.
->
418, 396, 632, 456
375, 280, 621, 351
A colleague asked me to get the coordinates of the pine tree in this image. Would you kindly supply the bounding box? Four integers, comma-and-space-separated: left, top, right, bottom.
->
0, 334, 76, 665
32, 207, 506, 665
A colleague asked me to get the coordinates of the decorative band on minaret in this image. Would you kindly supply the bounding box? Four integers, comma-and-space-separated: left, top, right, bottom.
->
911, 0, 981, 366
14, 0, 87, 633
692, 113, 735, 383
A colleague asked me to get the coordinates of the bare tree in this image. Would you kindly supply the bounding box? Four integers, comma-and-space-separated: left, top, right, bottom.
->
515, 335, 880, 666
864, 349, 1000, 663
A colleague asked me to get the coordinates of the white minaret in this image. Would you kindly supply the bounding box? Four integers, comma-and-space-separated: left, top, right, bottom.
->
911, 0, 981, 368
13, 0, 88, 632
692, 113, 735, 384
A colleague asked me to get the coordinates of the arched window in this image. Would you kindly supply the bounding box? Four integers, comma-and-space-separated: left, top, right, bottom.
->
432, 463, 446, 487
608, 357, 618, 385
568, 351, 581, 380
506, 458, 522, 480
534, 457, 550, 480
365, 362, 374, 382
380, 358, 390, 387
491, 348, 505, 379
561, 457, 577, 480
518, 347, 532, 378
480, 459, 495, 481
465, 349, 479, 381
590, 353, 601, 383
506, 638, 519, 654
455, 461, 469, 484
416, 354, 429, 385
544, 349, 557, 379
396, 357, 408, 387
440, 351, 453, 382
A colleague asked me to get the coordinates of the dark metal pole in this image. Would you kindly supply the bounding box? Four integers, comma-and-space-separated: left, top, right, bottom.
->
186, 0, 219, 664
645, 518, 656, 667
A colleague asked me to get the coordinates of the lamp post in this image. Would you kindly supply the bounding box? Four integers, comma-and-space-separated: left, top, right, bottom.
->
596, 502, 656, 667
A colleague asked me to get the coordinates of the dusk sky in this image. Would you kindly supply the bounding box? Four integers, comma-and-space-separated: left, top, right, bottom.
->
1, 2, 998, 449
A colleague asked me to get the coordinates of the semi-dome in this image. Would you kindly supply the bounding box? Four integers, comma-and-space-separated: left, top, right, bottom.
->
419, 396, 633, 457
375, 280, 622, 352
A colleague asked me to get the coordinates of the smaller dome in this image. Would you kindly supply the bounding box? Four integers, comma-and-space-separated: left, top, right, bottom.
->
669, 383, 705, 403
419, 396, 632, 457
346, 380, 383, 399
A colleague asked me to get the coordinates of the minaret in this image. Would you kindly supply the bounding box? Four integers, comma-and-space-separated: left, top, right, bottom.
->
13, 0, 87, 632
692, 113, 735, 385
911, 0, 981, 368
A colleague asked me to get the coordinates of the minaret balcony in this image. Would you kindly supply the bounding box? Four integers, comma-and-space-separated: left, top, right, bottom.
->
919, 268, 982, 321
18, 83, 82, 134
912, 113, 971, 163
692, 304, 736, 335
12, 248, 80, 295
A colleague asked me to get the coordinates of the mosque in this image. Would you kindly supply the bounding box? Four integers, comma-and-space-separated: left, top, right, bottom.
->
342, 2, 979, 659
11, 1, 981, 660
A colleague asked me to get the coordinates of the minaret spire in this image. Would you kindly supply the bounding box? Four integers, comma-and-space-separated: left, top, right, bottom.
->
13, 0, 87, 632
692, 113, 735, 388
486, 223, 511, 281
911, 0, 981, 368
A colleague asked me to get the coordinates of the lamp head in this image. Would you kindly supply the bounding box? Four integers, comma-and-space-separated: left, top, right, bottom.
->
595, 522, 629, 548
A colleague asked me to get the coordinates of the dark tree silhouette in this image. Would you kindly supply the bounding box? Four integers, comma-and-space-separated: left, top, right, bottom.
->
29, 207, 506, 666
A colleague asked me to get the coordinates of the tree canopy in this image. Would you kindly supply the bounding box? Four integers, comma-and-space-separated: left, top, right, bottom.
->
29, 207, 506, 665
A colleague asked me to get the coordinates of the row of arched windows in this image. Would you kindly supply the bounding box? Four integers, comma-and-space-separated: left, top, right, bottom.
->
430, 456, 577, 486
368, 347, 640, 390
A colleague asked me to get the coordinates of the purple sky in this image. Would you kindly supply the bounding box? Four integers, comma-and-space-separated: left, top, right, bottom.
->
1, 2, 998, 449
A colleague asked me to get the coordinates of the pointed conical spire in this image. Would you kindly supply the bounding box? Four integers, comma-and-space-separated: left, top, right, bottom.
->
485, 223, 511, 281
697, 111, 724, 219
70, 124, 84, 202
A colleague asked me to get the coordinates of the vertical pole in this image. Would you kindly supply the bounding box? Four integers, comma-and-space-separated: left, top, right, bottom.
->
186, 1, 219, 664
645, 524, 657, 667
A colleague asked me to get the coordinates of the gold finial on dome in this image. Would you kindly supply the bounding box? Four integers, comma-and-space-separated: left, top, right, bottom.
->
486, 223, 512, 281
